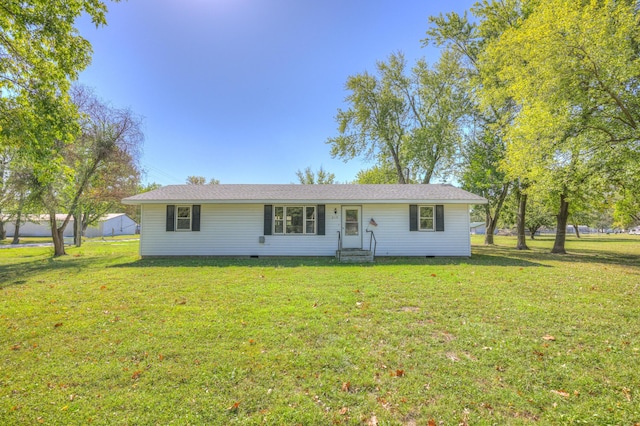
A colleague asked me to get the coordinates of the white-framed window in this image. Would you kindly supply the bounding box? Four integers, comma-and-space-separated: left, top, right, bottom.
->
176, 205, 192, 231
419, 205, 434, 231
274, 206, 316, 234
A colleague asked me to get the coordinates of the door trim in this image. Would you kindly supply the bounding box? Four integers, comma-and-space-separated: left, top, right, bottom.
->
341, 205, 362, 249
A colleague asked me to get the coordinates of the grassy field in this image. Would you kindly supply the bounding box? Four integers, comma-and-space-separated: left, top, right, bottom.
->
0, 235, 139, 245
1, 235, 638, 425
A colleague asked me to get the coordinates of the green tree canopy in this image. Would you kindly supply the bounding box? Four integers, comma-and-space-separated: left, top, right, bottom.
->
481, 0, 640, 252
1, 0, 118, 185
295, 166, 335, 184
186, 176, 220, 185
327, 51, 468, 184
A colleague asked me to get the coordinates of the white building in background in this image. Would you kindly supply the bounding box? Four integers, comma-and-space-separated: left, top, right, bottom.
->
5, 213, 138, 238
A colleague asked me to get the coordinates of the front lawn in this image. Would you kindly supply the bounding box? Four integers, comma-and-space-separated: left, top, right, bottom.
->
1, 236, 638, 424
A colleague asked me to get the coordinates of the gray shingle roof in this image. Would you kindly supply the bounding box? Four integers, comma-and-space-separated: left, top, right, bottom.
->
122, 184, 487, 204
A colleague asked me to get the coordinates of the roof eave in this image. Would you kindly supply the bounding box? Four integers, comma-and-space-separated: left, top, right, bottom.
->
122, 198, 488, 205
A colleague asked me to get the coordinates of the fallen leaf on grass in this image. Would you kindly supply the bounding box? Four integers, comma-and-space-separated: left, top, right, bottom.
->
54, 322, 63, 328
622, 387, 631, 402
389, 369, 404, 377
367, 414, 378, 425
100, 285, 107, 290
131, 370, 142, 380
551, 389, 570, 397
542, 335, 556, 341
341, 382, 351, 392
339, 407, 348, 415
428, 420, 437, 426
227, 401, 240, 411
10, 344, 21, 351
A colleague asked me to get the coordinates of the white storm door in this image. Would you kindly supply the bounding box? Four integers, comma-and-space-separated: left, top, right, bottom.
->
341, 206, 362, 249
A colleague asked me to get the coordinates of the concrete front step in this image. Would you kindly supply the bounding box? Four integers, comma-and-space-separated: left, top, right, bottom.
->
336, 249, 374, 263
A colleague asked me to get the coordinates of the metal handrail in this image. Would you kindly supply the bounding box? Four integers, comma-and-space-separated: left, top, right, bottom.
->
336, 230, 342, 261
367, 229, 377, 260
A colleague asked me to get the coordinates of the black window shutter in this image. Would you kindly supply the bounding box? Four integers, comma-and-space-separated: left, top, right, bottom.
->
264, 205, 273, 235
192, 205, 201, 231
435, 205, 445, 232
409, 205, 418, 231
317, 205, 325, 235
166, 205, 175, 232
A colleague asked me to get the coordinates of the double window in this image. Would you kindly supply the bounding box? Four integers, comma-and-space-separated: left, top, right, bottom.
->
274, 206, 316, 234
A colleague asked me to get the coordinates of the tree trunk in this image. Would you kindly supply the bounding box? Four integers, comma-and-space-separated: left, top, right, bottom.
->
50, 215, 66, 257
11, 210, 22, 244
10, 195, 26, 244
74, 210, 82, 247
572, 223, 580, 238
528, 225, 540, 240
0, 220, 5, 240
485, 207, 497, 245
516, 191, 529, 250
551, 194, 570, 254
422, 167, 434, 184
484, 182, 510, 245
389, 148, 406, 184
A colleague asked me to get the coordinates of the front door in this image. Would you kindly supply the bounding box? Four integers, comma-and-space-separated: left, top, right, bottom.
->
341, 206, 362, 249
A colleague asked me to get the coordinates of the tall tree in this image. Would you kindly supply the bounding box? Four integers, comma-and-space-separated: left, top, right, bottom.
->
34, 85, 143, 256
1, 0, 122, 249
327, 51, 468, 184
426, 1, 522, 244
1, 1, 119, 177
295, 166, 335, 184
483, 0, 640, 253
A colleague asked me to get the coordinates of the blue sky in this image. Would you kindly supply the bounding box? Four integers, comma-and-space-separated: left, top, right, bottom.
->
77, 0, 475, 185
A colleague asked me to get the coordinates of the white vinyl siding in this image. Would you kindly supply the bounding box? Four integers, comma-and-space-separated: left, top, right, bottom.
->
138, 203, 471, 257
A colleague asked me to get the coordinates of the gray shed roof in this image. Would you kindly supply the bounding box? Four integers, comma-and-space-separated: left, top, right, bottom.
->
122, 184, 487, 205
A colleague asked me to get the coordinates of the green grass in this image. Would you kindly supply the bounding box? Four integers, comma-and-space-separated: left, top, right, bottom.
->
0, 236, 53, 245
1, 235, 638, 425
0, 235, 139, 245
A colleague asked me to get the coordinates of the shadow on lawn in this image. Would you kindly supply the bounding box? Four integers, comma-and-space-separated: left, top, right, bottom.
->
0, 256, 106, 289
476, 242, 640, 269
108, 252, 547, 269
